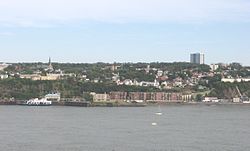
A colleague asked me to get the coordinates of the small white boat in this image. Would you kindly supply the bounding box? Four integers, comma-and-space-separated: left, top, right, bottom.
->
151, 122, 157, 126
155, 112, 163, 115
243, 101, 250, 104
26, 98, 52, 106
151, 105, 162, 125
155, 105, 163, 115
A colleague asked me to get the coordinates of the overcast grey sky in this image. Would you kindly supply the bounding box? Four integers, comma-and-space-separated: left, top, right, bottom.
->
0, 0, 250, 65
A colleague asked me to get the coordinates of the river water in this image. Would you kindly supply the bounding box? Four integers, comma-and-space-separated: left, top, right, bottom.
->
0, 105, 250, 151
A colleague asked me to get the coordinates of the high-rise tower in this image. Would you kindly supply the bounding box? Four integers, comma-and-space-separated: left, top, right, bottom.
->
190, 53, 205, 64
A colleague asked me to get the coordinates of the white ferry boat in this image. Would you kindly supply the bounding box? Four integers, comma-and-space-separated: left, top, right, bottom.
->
242, 100, 250, 104
26, 98, 52, 106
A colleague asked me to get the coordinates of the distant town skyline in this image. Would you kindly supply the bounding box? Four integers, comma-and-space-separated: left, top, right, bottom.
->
0, 0, 250, 65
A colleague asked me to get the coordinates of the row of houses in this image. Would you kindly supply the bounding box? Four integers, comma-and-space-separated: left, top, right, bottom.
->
92, 92, 192, 103
19, 73, 76, 81
221, 78, 250, 83
20, 74, 61, 81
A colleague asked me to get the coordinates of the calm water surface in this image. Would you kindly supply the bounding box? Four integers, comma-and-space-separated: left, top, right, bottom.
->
0, 105, 250, 151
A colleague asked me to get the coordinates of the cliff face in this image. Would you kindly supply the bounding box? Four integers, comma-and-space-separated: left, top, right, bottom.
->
210, 82, 250, 99
222, 88, 239, 99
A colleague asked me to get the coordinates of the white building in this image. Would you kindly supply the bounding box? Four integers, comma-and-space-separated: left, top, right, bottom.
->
233, 98, 241, 103
202, 97, 219, 103
45, 92, 61, 102
157, 70, 163, 77
210, 64, 219, 71
0, 74, 8, 79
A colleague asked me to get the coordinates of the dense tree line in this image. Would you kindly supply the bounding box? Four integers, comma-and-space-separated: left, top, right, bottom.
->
0, 79, 161, 100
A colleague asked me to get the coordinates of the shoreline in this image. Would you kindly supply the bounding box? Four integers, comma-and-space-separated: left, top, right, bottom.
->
1, 100, 250, 107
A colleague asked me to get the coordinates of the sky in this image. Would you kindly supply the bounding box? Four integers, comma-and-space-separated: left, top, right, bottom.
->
0, 0, 250, 65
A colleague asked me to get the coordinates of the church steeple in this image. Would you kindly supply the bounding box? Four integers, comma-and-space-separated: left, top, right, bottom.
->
49, 57, 51, 66
48, 57, 53, 71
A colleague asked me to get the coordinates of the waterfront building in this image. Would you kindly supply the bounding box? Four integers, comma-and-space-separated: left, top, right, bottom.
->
233, 98, 241, 103
110, 92, 127, 101
127, 92, 145, 102
152, 92, 165, 101
91, 91, 193, 103
93, 93, 110, 102
190, 53, 205, 64
45, 92, 61, 102
202, 97, 219, 103
108, 92, 192, 102
182, 94, 193, 102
